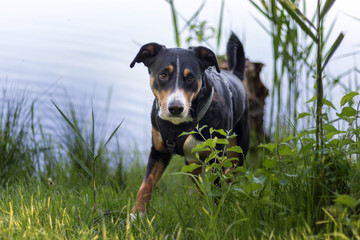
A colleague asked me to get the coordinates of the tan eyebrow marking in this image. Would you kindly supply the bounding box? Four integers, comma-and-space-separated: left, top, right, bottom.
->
183, 68, 191, 78
165, 65, 174, 73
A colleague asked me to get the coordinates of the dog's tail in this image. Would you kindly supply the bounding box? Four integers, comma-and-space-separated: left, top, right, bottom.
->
226, 32, 245, 81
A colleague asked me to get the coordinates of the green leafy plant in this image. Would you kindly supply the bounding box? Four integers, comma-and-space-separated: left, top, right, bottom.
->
179, 125, 244, 187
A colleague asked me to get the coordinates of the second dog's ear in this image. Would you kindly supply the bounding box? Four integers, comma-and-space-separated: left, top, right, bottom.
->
130, 43, 165, 68
190, 46, 220, 73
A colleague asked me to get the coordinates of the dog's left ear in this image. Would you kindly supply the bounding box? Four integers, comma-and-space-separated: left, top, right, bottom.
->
130, 43, 165, 68
190, 46, 220, 73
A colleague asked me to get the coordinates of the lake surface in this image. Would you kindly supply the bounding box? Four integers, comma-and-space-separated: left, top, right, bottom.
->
0, 0, 359, 163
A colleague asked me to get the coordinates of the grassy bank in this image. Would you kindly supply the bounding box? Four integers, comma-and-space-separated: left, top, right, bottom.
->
0, 85, 359, 239
1, 152, 359, 239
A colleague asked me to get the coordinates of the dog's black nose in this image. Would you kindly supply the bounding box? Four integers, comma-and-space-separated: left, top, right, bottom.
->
168, 104, 184, 115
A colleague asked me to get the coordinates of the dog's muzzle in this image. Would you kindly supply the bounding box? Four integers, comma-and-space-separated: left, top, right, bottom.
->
168, 100, 184, 116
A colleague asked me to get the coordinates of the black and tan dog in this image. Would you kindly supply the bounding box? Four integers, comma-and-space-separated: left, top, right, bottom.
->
129, 33, 250, 218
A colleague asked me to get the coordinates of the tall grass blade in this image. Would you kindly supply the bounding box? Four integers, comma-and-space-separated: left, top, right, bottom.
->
70, 152, 93, 178
91, 100, 96, 210
271, 0, 277, 23
277, 0, 317, 41
181, 1, 205, 33
320, 0, 336, 19
282, 0, 316, 29
167, 0, 181, 47
340, 11, 360, 22
51, 100, 93, 156
216, 0, 225, 50
94, 118, 124, 162
323, 17, 338, 48
274, 10, 284, 54
333, 51, 360, 60
249, 0, 272, 21
91, 100, 95, 157
103, 118, 124, 147
322, 32, 345, 71
251, 15, 271, 35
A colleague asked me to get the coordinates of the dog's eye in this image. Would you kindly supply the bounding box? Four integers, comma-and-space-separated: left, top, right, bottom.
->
187, 75, 195, 82
159, 72, 168, 80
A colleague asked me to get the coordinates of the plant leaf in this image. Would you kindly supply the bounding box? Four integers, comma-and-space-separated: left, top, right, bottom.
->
167, 0, 181, 47
232, 166, 246, 173
306, 95, 316, 103
179, 131, 198, 137
277, 0, 317, 41
181, 163, 202, 173
278, 144, 294, 156
340, 91, 359, 107
251, 14, 271, 35
282, 135, 293, 143
320, 0, 336, 19
94, 118, 124, 162
296, 112, 311, 119
322, 98, 336, 110
227, 146, 243, 154
70, 153, 93, 178
216, 0, 225, 49
337, 107, 357, 117
52, 100, 93, 156
258, 142, 277, 153
323, 124, 337, 133
222, 159, 233, 168
192, 138, 217, 152
215, 138, 229, 145
334, 194, 356, 208
214, 129, 227, 137
181, 1, 205, 33
264, 158, 276, 169
91, 100, 95, 155
322, 32, 345, 71
104, 118, 124, 147
197, 125, 208, 132
249, 0, 272, 21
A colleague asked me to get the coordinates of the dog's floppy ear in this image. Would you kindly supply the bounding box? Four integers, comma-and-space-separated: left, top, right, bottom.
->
190, 46, 220, 73
130, 43, 165, 68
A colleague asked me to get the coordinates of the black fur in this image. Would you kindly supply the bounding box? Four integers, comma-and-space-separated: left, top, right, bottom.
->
130, 33, 250, 214
227, 32, 245, 80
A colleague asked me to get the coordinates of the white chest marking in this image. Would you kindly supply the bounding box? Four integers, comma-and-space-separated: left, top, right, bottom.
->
183, 135, 203, 162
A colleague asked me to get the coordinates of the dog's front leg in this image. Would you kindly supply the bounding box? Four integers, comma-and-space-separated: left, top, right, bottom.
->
131, 146, 171, 217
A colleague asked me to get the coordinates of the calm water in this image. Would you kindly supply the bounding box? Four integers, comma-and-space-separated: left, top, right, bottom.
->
0, 0, 359, 161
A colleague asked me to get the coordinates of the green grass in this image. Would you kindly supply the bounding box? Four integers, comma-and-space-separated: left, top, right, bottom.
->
0, 92, 359, 239
0, 89, 40, 185
2, 76, 359, 239
1, 90, 359, 239
1, 151, 360, 239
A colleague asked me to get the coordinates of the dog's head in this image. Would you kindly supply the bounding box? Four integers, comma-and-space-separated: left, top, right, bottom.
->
130, 43, 220, 124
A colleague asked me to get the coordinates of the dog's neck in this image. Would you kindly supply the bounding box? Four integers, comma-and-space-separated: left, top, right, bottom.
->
153, 74, 214, 154
195, 86, 213, 122
192, 73, 214, 121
